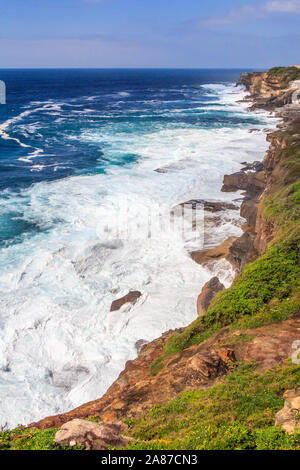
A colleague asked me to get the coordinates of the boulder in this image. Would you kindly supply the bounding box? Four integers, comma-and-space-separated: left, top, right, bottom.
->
110, 291, 142, 312
197, 277, 225, 316
275, 389, 300, 434
191, 236, 237, 266
221, 172, 250, 192
54, 419, 133, 450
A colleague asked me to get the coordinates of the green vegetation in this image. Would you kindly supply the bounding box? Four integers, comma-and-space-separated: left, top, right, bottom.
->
1, 68, 300, 452
85, 416, 102, 423
2, 363, 299, 450
268, 66, 300, 87
151, 240, 299, 370
150, 356, 165, 376
220, 333, 255, 346
1, 426, 61, 450
151, 124, 300, 375
124, 362, 300, 450
0, 425, 85, 450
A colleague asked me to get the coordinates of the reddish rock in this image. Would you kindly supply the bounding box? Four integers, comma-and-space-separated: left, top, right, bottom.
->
222, 172, 249, 192
237, 71, 297, 111
221, 169, 265, 195
197, 277, 225, 316
190, 236, 237, 266
31, 315, 300, 429
110, 291, 142, 312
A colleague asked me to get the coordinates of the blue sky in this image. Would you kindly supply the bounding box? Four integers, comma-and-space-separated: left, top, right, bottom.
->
0, 0, 299, 68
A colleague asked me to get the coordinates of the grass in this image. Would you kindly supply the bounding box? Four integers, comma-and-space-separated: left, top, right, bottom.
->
2, 363, 299, 450
268, 66, 300, 87
124, 362, 300, 450
2, 67, 300, 451
0, 425, 85, 450
150, 239, 299, 372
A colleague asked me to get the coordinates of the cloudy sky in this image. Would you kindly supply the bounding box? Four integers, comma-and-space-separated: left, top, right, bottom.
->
0, 0, 299, 68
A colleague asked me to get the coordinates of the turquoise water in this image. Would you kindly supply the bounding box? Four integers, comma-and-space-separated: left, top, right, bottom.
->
0, 69, 275, 427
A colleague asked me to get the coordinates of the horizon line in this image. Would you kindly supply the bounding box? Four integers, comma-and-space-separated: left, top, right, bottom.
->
0, 66, 267, 71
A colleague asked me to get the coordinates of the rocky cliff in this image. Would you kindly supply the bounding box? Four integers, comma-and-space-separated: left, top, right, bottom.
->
238, 66, 300, 110
2, 67, 300, 450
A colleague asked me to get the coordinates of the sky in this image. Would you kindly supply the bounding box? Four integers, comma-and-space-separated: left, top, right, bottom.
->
0, 0, 299, 68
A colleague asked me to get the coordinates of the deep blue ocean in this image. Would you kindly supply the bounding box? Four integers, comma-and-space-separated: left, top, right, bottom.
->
0, 69, 275, 427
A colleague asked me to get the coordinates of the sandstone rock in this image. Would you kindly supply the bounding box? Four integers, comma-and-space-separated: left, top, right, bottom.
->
221, 172, 250, 192
226, 231, 256, 271
31, 315, 300, 429
240, 198, 258, 230
191, 236, 237, 266
197, 277, 225, 316
275, 389, 300, 434
54, 419, 132, 450
110, 291, 142, 312
221, 169, 265, 195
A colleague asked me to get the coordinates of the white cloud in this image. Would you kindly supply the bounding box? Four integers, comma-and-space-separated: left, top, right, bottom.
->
195, 0, 300, 27
197, 5, 263, 26
264, 0, 300, 12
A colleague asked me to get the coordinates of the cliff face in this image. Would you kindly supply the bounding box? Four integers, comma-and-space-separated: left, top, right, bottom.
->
32, 316, 300, 429
29, 69, 300, 438
238, 67, 300, 110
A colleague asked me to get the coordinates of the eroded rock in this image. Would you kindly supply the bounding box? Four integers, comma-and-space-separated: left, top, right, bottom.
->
31, 315, 300, 429
54, 419, 132, 450
110, 291, 142, 312
226, 231, 257, 272
191, 236, 237, 266
221, 169, 265, 195
197, 277, 225, 316
275, 389, 300, 434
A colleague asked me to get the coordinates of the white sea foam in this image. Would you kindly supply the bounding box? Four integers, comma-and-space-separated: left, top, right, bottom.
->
0, 103, 65, 163
0, 84, 277, 428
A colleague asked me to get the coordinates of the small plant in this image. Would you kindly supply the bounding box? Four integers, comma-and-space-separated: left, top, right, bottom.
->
123, 362, 300, 450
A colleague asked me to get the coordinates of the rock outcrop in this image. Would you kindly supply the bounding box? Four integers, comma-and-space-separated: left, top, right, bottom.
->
197, 277, 225, 316
31, 315, 300, 429
110, 291, 142, 312
27, 68, 300, 445
54, 419, 132, 450
237, 68, 300, 110
221, 162, 265, 195
275, 389, 300, 434
191, 236, 237, 266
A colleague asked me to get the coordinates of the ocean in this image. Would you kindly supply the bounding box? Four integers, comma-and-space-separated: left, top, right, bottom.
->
0, 69, 276, 427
